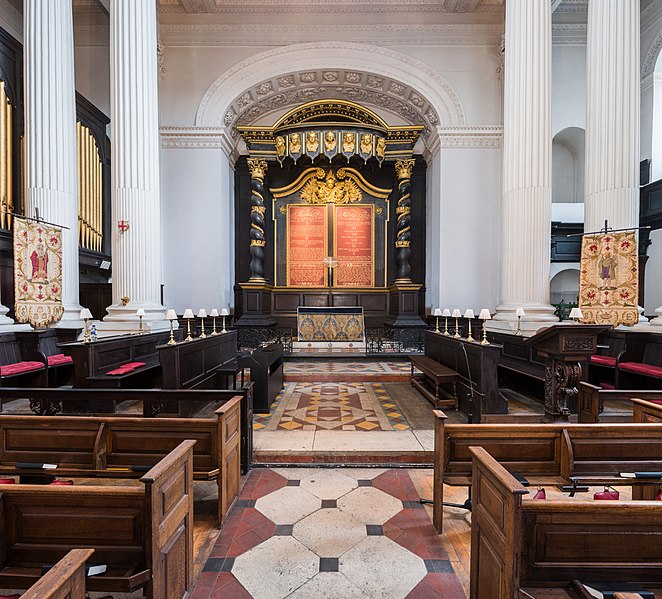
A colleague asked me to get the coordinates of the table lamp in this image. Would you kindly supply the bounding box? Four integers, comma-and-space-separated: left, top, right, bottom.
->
464, 308, 475, 342
442, 309, 451, 336
433, 308, 442, 333
515, 307, 525, 336
183, 308, 194, 341
80, 308, 93, 344
197, 308, 208, 338
210, 309, 219, 335
452, 309, 462, 338
220, 308, 229, 333
136, 308, 145, 335
166, 309, 178, 345
478, 308, 491, 345
569, 307, 583, 323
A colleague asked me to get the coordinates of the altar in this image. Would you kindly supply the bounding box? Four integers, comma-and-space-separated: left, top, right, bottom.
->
296, 307, 365, 342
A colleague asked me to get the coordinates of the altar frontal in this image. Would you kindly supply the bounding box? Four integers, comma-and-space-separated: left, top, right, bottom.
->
297, 307, 365, 342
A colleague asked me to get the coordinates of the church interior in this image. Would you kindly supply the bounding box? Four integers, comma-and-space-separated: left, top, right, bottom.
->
0, 0, 660, 598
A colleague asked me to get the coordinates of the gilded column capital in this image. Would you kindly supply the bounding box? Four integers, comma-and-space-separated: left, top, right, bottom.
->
394, 158, 415, 181
247, 158, 268, 180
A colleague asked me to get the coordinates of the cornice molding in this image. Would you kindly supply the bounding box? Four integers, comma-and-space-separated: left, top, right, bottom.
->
438, 125, 502, 148
160, 126, 238, 160
158, 23, 504, 47
551, 23, 586, 45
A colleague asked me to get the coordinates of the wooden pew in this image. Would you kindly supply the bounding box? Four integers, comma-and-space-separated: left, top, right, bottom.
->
470, 446, 662, 598
632, 397, 662, 423
60, 330, 177, 388
410, 354, 459, 410
19, 548, 94, 599
0, 398, 241, 525
433, 410, 662, 532
15, 330, 74, 387
0, 440, 194, 598
0, 334, 47, 388
577, 381, 662, 423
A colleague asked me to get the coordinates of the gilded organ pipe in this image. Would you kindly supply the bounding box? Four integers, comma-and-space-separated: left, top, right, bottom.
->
0, 81, 13, 230
76, 122, 103, 252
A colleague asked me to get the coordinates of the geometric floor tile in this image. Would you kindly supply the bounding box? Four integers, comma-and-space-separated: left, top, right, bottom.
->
337, 486, 404, 525
293, 508, 366, 557
287, 572, 366, 598
299, 470, 358, 499
255, 486, 322, 525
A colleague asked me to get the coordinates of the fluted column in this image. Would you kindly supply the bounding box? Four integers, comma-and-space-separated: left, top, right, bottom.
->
493, 0, 556, 331
24, 0, 83, 326
394, 159, 414, 283
247, 159, 268, 282
102, 0, 166, 330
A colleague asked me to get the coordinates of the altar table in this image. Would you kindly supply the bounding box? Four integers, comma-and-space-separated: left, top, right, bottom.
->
296, 307, 365, 342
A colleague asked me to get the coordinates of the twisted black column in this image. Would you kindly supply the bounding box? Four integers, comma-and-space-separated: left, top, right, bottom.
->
394, 159, 415, 282
247, 158, 268, 281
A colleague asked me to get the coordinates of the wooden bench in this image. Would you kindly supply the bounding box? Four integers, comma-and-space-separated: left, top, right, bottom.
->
0, 334, 47, 388
0, 440, 194, 598
616, 334, 662, 389
0, 397, 241, 525
632, 397, 662, 423
410, 354, 459, 410
15, 330, 74, 387
433, 410, 662, 532
471, 446, 662, 598
17, 548, 94, 599
60, 330, 178, 388
577, 382, 662, 423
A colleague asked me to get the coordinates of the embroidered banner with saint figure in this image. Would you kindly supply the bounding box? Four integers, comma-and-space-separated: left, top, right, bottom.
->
579, 231, 638, 327
14, 217, 64, 327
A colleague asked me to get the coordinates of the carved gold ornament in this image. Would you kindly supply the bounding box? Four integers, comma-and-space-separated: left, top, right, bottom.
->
342, 131, 355, 154
376, 136, 386, 159
247, 158, 268, 180
324, 130, 337, 151
395, 158, 415, 180
275, 136, 286, 157
289, 132, 302, 154
306, 131, 319, 153
301, 171, 362, 205
360, 133, 373, 155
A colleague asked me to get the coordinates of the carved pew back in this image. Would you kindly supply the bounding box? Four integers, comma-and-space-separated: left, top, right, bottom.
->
632, 397, 662, 423
21, 548, 94, 599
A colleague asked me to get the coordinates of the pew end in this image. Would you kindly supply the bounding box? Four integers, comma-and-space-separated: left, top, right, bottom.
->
20, 548, 94, 599
215, 395, 242, 526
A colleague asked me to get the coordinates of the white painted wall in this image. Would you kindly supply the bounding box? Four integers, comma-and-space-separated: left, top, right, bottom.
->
552, 44, 587, 137
645, 228, 662, 315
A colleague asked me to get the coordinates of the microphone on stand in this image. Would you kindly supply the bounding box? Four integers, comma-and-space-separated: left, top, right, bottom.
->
460, 342, 475, 424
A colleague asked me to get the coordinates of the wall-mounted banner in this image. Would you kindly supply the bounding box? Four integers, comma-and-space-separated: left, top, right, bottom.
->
579, 231, 638, 327
14, 217, 64, 327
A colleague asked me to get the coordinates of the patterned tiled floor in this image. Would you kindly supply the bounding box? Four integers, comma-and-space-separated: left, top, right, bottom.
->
254, 382, 411, 432
192, 468, 465, 599
284, 360, 413, 383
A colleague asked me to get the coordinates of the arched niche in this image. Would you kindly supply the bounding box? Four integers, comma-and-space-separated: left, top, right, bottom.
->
550, 267, 580, 305
552, 127, 585, 206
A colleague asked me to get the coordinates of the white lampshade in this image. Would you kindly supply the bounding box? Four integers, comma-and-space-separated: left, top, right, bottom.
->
136, 308, 145, 317
197, 308, 207, 318
220, 308, 230, 316
442, 309, 451, 317
569, 307, 583, 320
478, 308, 492, 320
210, 308, 219, 317
433, 308, 442, 317
515, 307, 525, 318
464, 308, 475, 319
451, 309, 462, 318
165, 309, 177, 320
183, 308, 194, 319
79, 308, 92, 320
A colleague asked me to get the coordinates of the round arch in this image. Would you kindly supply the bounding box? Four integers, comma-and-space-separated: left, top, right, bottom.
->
195, 42, 466, 140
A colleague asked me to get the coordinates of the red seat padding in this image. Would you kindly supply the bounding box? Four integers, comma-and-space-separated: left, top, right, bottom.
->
47, 353, 73, 366
600, 382, 615, 390
106, 361, 146, 376
590, 355, 617, 367
619, 362, 662, 378
50, 479, 74, 486
123, 361, 146, 369
0, 361, 45, 377
0, 478, 15, 484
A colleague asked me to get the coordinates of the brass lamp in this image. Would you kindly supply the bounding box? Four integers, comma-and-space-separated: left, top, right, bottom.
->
80, 308, 93, 343
442, 309, 451, 336
166, 309, 178, 345
464, 308, 475, 342
452, 309, 462, 338
515, 307, 525, 336
569, 307, 583, 323
183, 308, 194, 341
479, 308, 491, 345
197, 308, 208, 338
220, 308, 229, 333
210, 309, 219, 335
433, 308, 442, 333
136, 308, 145, 335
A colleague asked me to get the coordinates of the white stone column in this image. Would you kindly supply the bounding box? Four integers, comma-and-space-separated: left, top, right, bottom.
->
24, 0, 83, 327
101, 0, 166, 332
492, 0, 556, 333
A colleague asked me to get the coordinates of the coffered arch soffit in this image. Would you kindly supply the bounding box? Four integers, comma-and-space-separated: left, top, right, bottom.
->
195, 42, 466, 145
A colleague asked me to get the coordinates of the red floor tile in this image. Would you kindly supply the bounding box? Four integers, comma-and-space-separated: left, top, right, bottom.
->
372, 470, 421, 501
407, 573, 466, 598
210, 573, 252, 598
385, 508, 449, 560
242, 469, 288, 500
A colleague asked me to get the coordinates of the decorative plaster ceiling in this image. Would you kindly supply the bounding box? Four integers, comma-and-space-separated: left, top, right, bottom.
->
227, 69, 439, 140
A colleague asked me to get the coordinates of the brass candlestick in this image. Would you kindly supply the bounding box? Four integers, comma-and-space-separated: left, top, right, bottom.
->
211, 317, 218, 335
466, 320, 474, 342
168, 320, 177, 345
443, 317, 449, 336
82, 319, 91, 344
138, 315, 144, 335
185, 319, 193, 341
516, 315, 522, 336
199, 317, 207, 338
435, 315, 440, 333
481, 321, 489, 345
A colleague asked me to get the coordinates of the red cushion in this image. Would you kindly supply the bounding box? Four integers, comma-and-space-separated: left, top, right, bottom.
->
0, 478, 15, 484
106, 361, 147, 376
47, 353, 73, 366
124, 361, 146, 369
600, 382, 616, 390
619, 362, 662, 378
590, 355, 617, 367
0, 361, 45, 377
50, 480, 74, 486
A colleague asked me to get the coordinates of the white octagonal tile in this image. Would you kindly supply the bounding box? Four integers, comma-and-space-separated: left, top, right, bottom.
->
336, 468, 387, 480
293, 508, 366, 557
300, 470, 358, 500
340, 536, 427, 598
337, 487, 403, 525
233, 536, 319, 599
255, 486, 322, 525
273, 467, 321, 480
288, 572, 366, 599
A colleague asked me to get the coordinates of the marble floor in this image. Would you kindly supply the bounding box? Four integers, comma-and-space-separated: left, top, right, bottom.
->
191, 467, 466, 599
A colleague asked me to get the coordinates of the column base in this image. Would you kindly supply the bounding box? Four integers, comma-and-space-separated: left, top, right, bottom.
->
100, 302, 169, 336
385, 282, 426, 328
235, 282, 276, 327
490, 302, 558, 337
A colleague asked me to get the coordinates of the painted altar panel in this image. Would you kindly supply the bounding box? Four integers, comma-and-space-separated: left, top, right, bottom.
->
286, 204, 327, 287
334, 204, 374, 288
